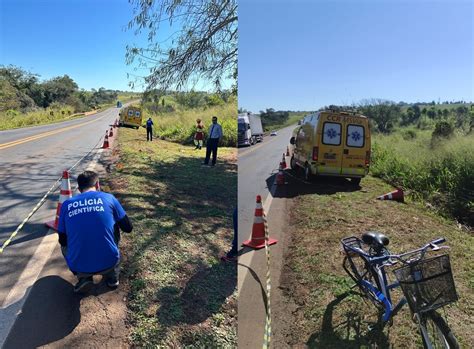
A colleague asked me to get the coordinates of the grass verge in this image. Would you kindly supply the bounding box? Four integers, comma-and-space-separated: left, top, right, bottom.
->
279, 174, 473, 348
107, 126, 237, 347
262, 112, 307, 132
145, 98, 237, 147
0, 106, 86, 130
371, 129, 474, 226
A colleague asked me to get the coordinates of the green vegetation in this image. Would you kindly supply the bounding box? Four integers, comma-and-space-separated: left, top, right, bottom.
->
279, 175, 473, 348
323, 100, 473, 134
126, 1, 237, 92
371, 128, 473, 226
242, 108, 308, 131
0, 106, 79, 130
313, 100, 473, 226
106, 127, 237, 347
141, 90, 237, 147
0, 65, 140, 130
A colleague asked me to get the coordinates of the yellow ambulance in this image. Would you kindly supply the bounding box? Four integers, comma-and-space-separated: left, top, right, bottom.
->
289, 110, 371, 185
119, 105, 142, 129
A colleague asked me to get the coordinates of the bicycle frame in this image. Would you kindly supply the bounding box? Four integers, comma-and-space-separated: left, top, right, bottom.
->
342, 236, 447, 323
343, 243, 407, 323
342, 236, 456, 348
360, 255, 407, 322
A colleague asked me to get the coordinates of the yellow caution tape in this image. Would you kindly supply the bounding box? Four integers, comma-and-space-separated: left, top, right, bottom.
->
0, 134, 105, 254
262, 210, 272, 349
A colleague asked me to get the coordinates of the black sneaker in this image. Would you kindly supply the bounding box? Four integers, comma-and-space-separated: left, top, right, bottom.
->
74, 277, 94, 294
106, 277, 119, 289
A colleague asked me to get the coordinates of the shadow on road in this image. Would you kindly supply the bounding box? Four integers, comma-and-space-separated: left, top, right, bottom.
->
3, 273, 117, 348
2, 275, 80, 348
5, 223, 48, 248
266, 169, 361, 199
306, 291, 389, 349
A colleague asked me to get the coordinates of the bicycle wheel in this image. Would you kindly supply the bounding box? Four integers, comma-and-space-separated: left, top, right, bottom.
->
343, 255, 383, 310
419, 310, 459, 349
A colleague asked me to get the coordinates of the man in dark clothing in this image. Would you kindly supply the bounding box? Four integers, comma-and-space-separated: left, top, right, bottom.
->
146, 117, 154, 141
221, 208, 238, 262
58, 171, 133, 293
202, 116, 223, 166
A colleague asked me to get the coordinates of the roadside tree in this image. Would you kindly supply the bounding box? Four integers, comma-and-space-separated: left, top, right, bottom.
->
126, 0, 237, 93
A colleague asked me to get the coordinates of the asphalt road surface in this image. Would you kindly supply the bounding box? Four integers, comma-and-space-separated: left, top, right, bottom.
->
237, 125, 296, 348
237, 126, 295, 247
0, 107, 122, 344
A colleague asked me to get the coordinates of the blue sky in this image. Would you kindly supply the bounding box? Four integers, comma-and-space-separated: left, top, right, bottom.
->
238, 0, 474, 111
1, 0, 180, 91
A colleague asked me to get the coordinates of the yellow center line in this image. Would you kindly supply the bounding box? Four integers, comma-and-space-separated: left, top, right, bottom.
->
0, 112, 111, 151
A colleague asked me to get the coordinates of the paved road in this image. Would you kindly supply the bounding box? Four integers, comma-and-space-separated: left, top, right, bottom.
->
0, 107, 122, 344
238, 125, 296, 348
237, 125, 295, 247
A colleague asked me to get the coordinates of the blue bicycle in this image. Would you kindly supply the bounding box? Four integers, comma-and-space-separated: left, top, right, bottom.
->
341, 232, 459, 348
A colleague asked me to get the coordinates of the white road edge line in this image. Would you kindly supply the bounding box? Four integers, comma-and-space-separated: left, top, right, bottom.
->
0, 121, 114, 346
237, 180, 276, 292
0, 230, 57, 347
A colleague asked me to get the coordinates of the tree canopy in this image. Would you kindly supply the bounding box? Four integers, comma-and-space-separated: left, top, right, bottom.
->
126, 0, 237, 93
0, 65, 121, 113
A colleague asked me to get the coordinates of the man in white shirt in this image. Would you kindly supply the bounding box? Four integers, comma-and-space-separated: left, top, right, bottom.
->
202, 116, 223, 166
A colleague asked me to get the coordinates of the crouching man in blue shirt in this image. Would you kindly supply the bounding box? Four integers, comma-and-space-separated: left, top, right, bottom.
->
57, 170, 133, 293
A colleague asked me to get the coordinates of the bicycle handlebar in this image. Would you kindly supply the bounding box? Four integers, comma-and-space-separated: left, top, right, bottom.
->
341, 236, 448, 265
431, 237, 446, 245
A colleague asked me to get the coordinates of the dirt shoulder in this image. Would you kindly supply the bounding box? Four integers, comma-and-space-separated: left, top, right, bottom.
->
106, 127, 237, 347
276, 173, 473, 348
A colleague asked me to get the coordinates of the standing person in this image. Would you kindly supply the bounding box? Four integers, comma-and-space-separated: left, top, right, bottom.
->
194, 118, 204, 150
57, 171, 133, 293
202, 116, 223, 166
146, 117, 154, 141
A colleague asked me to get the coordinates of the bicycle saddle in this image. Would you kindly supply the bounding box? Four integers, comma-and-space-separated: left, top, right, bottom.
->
362, 232, 389, 249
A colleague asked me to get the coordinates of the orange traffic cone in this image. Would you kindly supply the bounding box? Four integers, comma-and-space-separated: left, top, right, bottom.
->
376, 188, 404, 203
45, 170, 73, 231
281, 153, 287, 169
276, 162, 286, 185
242, 195, 278, 249
103, 131, 109, 149
286, 146, 290, 156
109, 127, 114, 137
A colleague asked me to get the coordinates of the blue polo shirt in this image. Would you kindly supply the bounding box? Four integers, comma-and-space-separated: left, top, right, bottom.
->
58, 191, 126, 273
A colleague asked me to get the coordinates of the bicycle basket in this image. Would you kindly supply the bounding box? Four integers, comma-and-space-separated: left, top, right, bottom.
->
393, 254, 458, 313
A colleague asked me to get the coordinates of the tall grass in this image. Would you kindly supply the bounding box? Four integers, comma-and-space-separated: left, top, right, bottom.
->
0, 106, 80, 130
147, 98, 237, 147
371, 129, 474, 225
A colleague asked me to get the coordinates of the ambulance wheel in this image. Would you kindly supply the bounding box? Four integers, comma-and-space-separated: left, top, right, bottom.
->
290, 156, 297, 171
304, 163, 313, 182
350, 177, 361, 186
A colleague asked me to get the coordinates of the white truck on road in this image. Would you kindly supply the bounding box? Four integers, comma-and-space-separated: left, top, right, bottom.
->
238, 112, 264, 146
